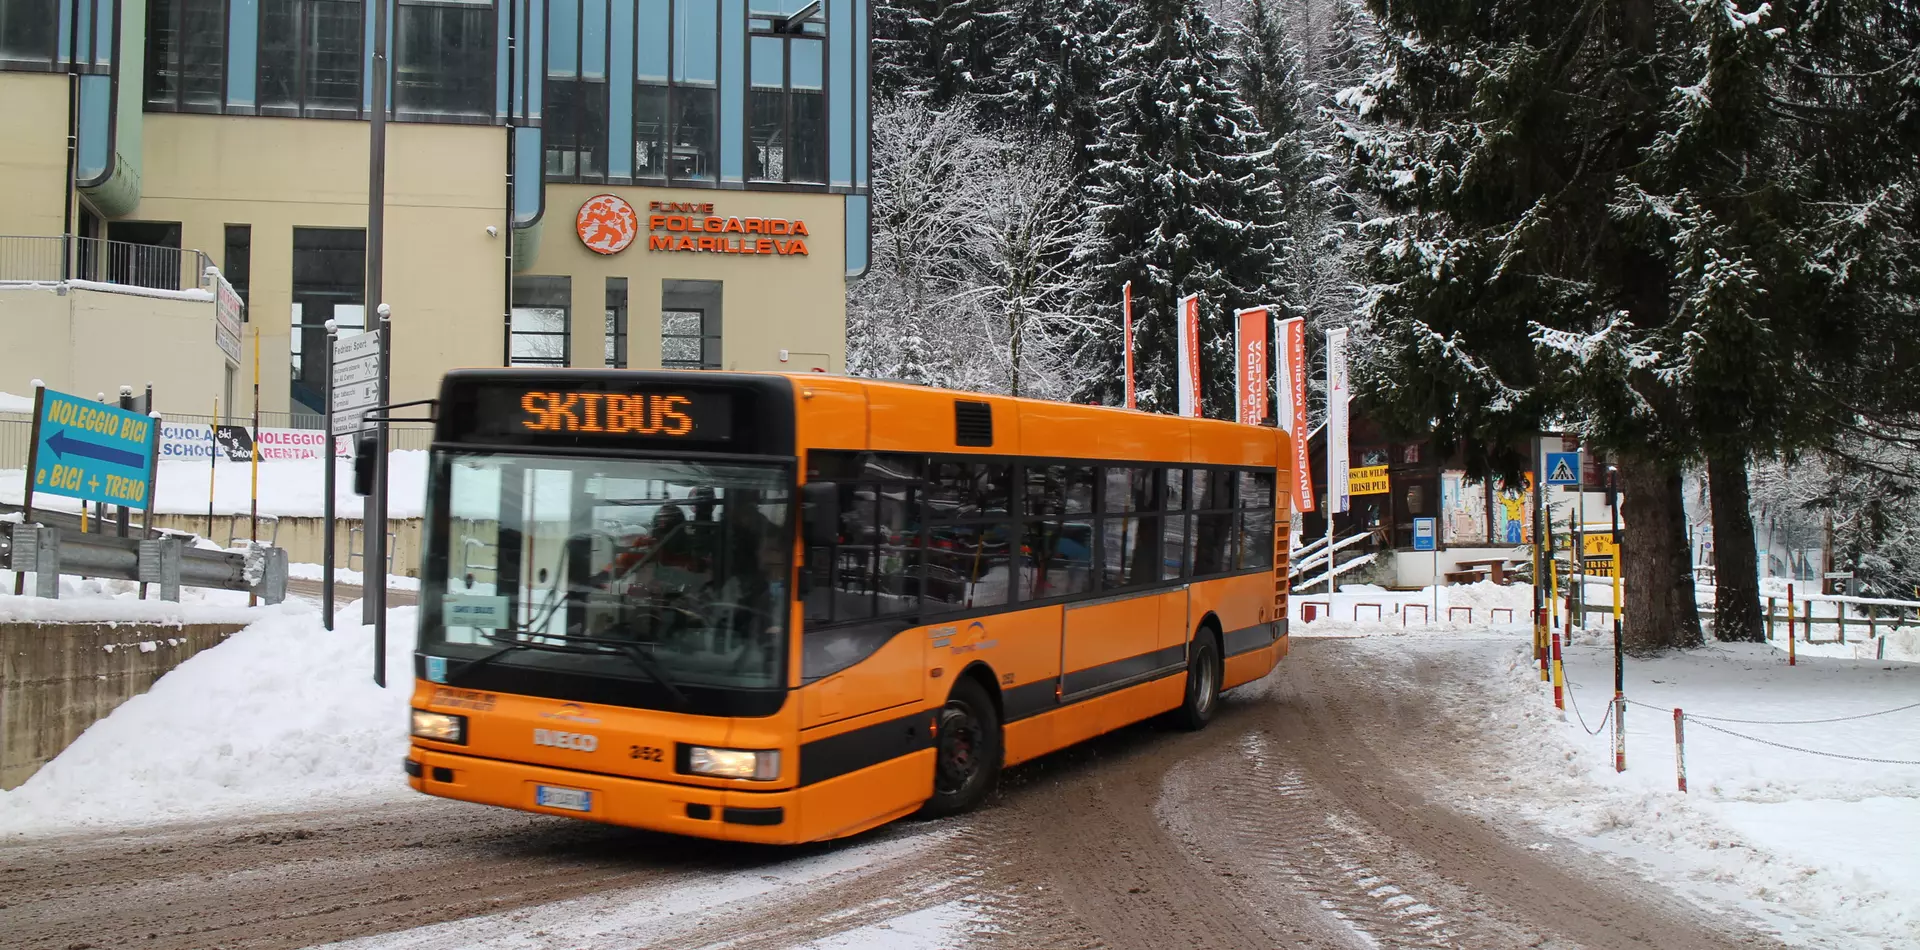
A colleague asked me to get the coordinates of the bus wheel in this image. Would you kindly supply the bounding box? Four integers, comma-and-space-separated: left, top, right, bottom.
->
921, 677, 1002, 818
1174, 630, 1222, 731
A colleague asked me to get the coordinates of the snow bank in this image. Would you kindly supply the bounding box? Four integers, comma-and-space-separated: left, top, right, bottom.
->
1390, 633, 1920, 949
287, 562, 423, 591
0, 450, 429, 519
0, 605, 417, 836
0, 390, 35, 414
0, 571, 281, 625
1291, 580, 1534, 636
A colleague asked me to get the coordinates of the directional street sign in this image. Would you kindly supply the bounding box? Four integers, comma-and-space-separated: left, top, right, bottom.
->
331, 329, 382, 436
1412, 517, 1437, 552
1544, 452, 1581, 485
32, 388, 158, 509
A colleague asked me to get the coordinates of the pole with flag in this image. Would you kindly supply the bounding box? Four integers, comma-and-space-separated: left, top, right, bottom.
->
1277, 317, 1314, 517
1234, 307, 1269, 426
1122, 281, 1135, 410
1325, 326, 1351, 597
1177, 293, 1201, 417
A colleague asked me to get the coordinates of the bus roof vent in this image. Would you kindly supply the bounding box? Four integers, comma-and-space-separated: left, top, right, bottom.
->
954, 400, 994, 447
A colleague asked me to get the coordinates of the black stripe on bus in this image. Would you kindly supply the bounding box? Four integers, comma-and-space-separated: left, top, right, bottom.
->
798, 709, 935, 786
1222, 621, 1280, 657
1060, 645, 1189, 699
1002, 679, 1058, 722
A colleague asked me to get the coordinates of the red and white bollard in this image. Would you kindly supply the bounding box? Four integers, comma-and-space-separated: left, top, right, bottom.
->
1674, 708, 1688, 793
1787, 584, 1798, 667
1550, 633, 1566, 718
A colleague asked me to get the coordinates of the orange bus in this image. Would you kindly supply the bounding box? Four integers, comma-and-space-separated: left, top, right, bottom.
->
405, 370, 1292, 843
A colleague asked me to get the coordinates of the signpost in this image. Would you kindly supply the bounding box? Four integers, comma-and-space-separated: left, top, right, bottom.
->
326, 326, 381, 631
208, 266, 244, 367
1414, 516, 1437, 621
16, 383, 161, 595
1545, 452, 1580, 486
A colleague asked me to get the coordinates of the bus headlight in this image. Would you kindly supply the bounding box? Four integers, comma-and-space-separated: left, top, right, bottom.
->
684, 746, 780, 781
411, 710, 467, 745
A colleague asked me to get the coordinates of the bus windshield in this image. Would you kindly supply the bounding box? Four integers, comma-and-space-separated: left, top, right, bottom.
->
422, 452, 793, 691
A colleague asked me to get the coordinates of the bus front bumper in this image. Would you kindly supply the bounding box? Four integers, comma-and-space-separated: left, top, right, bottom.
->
407, 747, 801, 844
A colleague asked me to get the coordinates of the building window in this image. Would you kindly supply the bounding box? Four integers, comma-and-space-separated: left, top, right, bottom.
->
511, 276, 571, 366
630, 0, 718, 184
289, 227, 366, 418
145, 0, 226, 109
395, 0, 495, 118
0, 0, 56, 66
747, 5, 824, 184
544, 0, 608, 180
223, 224, 252, 314
605, 277, 628, 368
661, 279, 720, 369
259, 0, 364, 117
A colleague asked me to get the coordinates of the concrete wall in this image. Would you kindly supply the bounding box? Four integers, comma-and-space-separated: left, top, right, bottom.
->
0, 73, 68, 237
0, 284, 228, 410
1, 621, 245, 790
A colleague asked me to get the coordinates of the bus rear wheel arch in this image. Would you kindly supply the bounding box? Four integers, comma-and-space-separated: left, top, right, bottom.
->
919, 674, 1003, 818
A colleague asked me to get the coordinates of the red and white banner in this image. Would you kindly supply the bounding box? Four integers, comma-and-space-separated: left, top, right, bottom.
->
1276, 317, 1314, 513
1176, 293, 1201, 417
1123, 281, 1136, 410
1234, 307, 1268, 425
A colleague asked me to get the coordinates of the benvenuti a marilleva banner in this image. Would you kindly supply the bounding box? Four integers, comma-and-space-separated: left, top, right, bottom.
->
1275, 317, 1314, 513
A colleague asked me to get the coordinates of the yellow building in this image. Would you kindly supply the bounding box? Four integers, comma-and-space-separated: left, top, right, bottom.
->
0, 0, 869, 419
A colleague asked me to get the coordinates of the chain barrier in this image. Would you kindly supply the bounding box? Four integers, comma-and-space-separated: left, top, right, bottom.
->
1564, 683, 1615, 737
1681, 717, 1920, 767
1626, 697, 1920, 727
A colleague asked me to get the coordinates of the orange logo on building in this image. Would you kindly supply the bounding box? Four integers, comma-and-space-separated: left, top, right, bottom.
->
576, 194, 638, 255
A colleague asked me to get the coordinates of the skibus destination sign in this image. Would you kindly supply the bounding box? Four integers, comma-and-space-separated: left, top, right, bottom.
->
32, 387, 158, 508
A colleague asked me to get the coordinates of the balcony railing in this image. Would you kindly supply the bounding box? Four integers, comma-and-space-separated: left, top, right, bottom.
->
0, 235, 215, 293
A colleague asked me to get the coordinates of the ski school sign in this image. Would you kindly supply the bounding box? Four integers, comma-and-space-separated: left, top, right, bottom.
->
159, 423, 350, 461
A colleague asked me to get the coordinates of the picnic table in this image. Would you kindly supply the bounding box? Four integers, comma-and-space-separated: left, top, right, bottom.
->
1452, 557, 1517, 585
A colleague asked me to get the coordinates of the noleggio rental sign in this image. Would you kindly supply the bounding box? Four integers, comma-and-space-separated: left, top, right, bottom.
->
161, 423, 350, 461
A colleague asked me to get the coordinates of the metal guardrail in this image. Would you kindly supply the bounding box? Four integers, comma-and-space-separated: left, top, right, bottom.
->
0, 234, 214, 293
2, 521, 287, 604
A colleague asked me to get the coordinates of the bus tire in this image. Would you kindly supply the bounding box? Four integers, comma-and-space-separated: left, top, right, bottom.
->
1173, 629, 1222, 731
920, 677, 1002, 818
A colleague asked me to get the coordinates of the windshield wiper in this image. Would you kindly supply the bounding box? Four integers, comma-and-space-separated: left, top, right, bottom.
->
445, 640, 532, 686
474, 629, 691, 710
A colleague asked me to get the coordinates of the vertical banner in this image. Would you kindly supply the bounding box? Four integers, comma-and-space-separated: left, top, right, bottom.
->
1123, 281, 1136, 410
1277, 317, 1314, 513
1177, 293, 1201, 417
1326, 326, 1351, 515
1234, 307, 1269, 425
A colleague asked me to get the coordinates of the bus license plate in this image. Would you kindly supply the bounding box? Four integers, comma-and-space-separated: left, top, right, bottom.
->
536, 785, 592, 812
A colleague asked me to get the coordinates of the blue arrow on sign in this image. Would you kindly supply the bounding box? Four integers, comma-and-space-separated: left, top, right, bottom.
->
45, 429, 147, 468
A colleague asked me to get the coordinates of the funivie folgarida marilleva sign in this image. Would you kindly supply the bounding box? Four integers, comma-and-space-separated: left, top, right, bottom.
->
573, 193, 812, 258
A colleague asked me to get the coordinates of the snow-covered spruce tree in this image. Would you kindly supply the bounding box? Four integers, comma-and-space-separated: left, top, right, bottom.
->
872, 0, 1011, 105
1342, 0, 1710, 651
1074, 0, 1291, 416
979, 0, 1119, 155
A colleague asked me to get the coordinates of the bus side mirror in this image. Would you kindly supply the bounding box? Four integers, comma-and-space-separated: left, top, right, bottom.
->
802, 482, 840, 548
352, 432, 378, 495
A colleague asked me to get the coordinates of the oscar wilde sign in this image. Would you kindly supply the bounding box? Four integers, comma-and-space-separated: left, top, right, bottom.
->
645, 201, 811, 257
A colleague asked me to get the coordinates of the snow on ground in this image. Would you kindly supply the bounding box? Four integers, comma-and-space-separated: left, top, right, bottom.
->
1289, 579, 1535, 635
314, 832, 972, 950
0, 390, 35, 414
287, 562, 423, 591
0, 603, 416, 836
0, 570, 285, 625
1308, 591, 1920, 950
0, 451, 429, 519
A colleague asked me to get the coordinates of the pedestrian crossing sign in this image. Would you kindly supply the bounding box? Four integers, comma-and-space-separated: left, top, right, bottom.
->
1545, 452, 1580, 485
